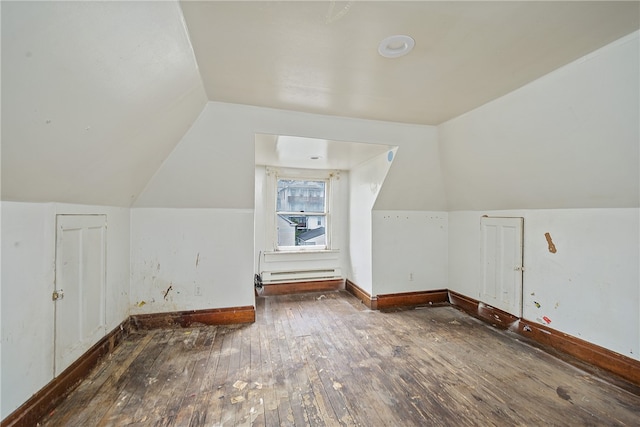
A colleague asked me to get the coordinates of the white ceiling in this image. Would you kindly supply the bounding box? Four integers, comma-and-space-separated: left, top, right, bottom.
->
2, 1, 638, 205
181, 1, 639, 126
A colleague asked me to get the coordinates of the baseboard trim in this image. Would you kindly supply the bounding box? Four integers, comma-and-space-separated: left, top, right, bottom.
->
516, 319, 640, 388
258, 279, 344, 296
376, 289, 449, 311
130, 305, 256, 330
448, 290, 640, 388
1, 318, 132, 427
448, 290, 519, 329
345, 279, 378, 309
2, 304, 256, 426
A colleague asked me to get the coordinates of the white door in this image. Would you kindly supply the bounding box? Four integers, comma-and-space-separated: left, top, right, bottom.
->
54, 215, 107, 376
480, 216, 524, 317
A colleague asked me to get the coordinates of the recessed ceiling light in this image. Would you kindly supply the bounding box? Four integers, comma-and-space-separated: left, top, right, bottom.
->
378, 35, 415, 58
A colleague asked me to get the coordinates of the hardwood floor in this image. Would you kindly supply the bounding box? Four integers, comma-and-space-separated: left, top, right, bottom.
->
41, 291, 640, 426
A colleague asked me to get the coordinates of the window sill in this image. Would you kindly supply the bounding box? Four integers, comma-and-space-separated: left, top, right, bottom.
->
263, 249, 340, 263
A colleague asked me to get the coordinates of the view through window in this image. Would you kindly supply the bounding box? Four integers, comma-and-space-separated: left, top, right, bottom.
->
276, 178, 327, 249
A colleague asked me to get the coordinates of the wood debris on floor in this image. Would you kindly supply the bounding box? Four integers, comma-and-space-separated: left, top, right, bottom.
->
41, 291, 640, 426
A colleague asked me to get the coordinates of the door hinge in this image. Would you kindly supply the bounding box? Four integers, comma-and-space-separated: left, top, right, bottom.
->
52, 289, 64, 301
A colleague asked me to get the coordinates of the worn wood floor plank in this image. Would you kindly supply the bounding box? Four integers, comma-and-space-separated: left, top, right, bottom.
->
172, 328, 218, 426
41, 291, 640, 427
273, 314, 308, 427
258, 322, 281, 427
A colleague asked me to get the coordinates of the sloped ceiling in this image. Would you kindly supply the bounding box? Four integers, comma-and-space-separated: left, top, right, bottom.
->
1, 1, 207, 206
181, 0, 639, 125
2, 1, 639, 207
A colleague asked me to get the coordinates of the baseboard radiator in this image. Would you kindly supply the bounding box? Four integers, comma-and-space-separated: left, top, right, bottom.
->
261, 267, 342, 284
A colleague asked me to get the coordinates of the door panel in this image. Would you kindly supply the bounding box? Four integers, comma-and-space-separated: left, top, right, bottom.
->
55, 215, 106, 376
480, 217, 523, 317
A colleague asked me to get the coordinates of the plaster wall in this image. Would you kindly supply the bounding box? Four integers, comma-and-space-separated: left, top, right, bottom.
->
441, 32, 640, 362
134, 102, 445, 210
439, 32, 639, 211
348, 150, 395, 293
448, 208, 639, 361
373, 211, 448, 295
0, 201, 130, 419
130, 208, 255, 314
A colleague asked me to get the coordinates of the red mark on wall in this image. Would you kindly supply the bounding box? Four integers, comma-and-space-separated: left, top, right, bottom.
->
544, 232, 557, 253
542, 316, 552, 324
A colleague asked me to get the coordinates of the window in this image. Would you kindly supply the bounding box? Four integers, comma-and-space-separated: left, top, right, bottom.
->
276, 178, 328, 250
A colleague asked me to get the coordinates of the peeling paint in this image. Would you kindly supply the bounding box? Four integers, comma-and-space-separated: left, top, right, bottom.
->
544, 232, 557, 253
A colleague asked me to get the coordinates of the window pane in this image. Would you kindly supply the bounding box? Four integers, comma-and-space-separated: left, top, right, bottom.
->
277, 214, 326, 247
277, 179, 325, 213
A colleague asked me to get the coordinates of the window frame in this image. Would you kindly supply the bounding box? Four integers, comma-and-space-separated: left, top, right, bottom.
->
271, 169, 334, 252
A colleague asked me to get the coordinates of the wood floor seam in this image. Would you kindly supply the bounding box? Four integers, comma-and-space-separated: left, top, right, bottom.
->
38, 291, 640, 426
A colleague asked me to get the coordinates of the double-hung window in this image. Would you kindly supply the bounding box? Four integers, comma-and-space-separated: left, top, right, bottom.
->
276, 177, 328, 251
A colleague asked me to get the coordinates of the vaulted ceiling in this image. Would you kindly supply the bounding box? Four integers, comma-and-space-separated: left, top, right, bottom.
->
2, 1, 638, 206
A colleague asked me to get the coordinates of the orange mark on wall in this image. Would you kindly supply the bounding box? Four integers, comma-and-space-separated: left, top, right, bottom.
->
544, 232, 557, 254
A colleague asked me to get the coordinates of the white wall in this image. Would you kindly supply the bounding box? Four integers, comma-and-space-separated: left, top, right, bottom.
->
439, 32, 639, 211
373, 211, 448, 295
448, 209, 639, 361
0, 201, 130, 419
130, 208, 255, 314
134, 102, 446, 210
134, 102, 446, 295
441, 33, 640, 361
348, 150, 396, 293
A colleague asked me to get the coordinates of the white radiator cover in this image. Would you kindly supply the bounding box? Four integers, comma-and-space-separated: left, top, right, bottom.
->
261, 267, 342, 284
260, 250, 341, 284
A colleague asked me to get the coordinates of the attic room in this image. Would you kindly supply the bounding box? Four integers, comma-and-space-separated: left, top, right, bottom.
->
1, 0, 639, 425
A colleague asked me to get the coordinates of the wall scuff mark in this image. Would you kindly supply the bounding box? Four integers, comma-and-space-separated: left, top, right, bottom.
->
544, 232, 557, 253
163, 285, 173, 300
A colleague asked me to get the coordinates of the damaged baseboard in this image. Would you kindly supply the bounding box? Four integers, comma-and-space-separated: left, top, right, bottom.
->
2, 305, 255, 427
448, 290, 640, 389
1, 319, 131, 427
345, 279, 378, 309
345, 280, 448, 311
447, 290, 519, 329
130, 305, 255, 330
376, 289, 449, 310
345, 284, 640, 389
